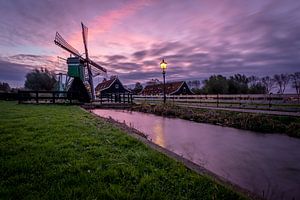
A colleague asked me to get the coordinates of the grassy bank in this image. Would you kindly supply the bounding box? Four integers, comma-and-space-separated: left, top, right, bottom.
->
0, 101, 245, 199
132, 103, 300, 138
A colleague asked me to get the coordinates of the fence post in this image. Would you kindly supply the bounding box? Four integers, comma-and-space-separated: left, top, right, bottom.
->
36, 91, 39, 104
269, 94, 272, 109
69, 92, 72, 104
52, 92, 55, 104
217, 94, 219, 107
239, 95, 242, 108
18, 90, 21, 104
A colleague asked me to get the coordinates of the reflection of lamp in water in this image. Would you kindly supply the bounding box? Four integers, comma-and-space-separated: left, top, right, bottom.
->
153, 119, 166, 148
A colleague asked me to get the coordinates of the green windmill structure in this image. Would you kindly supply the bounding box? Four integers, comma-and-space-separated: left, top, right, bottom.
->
54, 22, 107, 102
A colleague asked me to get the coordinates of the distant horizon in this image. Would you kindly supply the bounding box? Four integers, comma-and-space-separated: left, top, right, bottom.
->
1, 71, 298, 94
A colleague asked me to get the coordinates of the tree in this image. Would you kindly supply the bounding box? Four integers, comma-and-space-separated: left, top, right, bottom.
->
274, 73, 290, 94
247, 76, 266, 94
191, 88, 202, 94
228, 74, 249, 94
248, 83, 267, 94
290, 72, 300, 95
202, 75, 228, 94
248, 76, 259, 86
132, 82, 143, 94
0, 82, 11, 92
25, 68, 57, 91
188, 80, 201, 89
261, 76, 276, 94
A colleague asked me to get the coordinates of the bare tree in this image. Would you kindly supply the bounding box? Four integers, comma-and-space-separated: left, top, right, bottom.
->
192, 80, 201, 88
274, 73, 290, 94
188, 80, 201, 89
290, 72, 300, 95
248, 76, 259, 86
132, 82, 143, 94
261, 76, 276, 94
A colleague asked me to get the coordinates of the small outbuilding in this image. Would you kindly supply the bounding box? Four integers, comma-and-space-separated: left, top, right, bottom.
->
140, 81, 193, 95
95, 77, 131, 100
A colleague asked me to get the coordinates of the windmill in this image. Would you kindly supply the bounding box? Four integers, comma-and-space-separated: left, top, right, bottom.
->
54, 22, 107, 101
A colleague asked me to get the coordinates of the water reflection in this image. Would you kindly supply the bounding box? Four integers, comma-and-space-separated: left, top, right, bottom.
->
152, 119, 166, 148
92, 109, 300, 200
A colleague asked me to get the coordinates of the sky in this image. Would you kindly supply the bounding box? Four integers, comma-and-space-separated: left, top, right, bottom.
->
0, 0, 300, 88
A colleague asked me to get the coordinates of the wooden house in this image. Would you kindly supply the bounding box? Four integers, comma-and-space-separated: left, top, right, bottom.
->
95, 77, 131, 97
140, 81, 193, 95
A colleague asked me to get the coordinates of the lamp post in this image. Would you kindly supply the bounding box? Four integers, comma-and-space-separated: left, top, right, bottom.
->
160, 59, 167, 103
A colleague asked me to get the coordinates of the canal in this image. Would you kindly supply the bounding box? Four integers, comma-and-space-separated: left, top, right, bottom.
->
92, 109, 300, 200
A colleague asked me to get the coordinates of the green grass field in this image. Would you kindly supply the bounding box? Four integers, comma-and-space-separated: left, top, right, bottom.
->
0, 101, 245, 200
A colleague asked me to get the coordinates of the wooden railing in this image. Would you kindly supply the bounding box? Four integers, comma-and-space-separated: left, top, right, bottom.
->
133, 94, 300, 112
0, 92, 19, 101
1, 91, 134, 104
17, 90, 79, 104
99, 93, 133, 104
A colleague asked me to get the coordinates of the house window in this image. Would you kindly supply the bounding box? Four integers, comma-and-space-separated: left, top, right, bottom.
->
115, 84, 119, 89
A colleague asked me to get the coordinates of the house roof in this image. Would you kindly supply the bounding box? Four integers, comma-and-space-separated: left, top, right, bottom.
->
95, 78, 116, 91
95, 77, 131, 93
141, 81, 185, 95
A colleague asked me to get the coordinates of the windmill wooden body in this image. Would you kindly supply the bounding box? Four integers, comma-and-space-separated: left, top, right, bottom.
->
54, 23, 107, 101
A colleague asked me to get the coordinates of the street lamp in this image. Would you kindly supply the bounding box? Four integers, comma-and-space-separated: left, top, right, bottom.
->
160, 59, 167, 103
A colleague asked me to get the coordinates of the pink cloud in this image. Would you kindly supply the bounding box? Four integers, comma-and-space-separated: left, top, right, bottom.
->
68, 0, 153, 53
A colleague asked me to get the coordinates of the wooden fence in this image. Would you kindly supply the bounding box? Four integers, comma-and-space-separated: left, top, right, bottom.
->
17, 90, 79, 104
2, 91, 299, 111
99, 93, 133, 104
0, 92, 19, 101
1, 91, 134, 104
133, 94, 300, 112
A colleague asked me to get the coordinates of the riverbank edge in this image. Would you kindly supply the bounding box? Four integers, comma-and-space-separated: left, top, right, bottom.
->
84, 107, 263, 200
129, 103, 300, 138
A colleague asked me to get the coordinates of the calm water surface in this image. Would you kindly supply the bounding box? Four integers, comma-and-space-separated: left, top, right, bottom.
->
92, 109, 300, 200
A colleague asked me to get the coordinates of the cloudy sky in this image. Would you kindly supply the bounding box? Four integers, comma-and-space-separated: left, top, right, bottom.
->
0, 0, 300, 87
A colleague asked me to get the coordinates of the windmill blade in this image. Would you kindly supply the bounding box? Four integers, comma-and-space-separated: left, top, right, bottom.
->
54, 32, 81, 57
88, 60, 107, 73
81, 22, 96, 100
81, 22, 89, 58
90, 67, 104, 77
81, 22, 107, 73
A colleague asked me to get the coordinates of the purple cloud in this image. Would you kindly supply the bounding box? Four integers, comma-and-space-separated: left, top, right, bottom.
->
0, 0, 300, 86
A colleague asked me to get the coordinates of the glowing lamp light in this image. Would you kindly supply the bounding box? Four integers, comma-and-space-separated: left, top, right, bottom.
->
160, 59, 167, 71
160, 59, 167, 103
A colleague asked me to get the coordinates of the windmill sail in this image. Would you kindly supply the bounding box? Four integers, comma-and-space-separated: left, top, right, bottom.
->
54, 32, 81, 57
81, 22, 95, 100
54, 23, 107, 101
